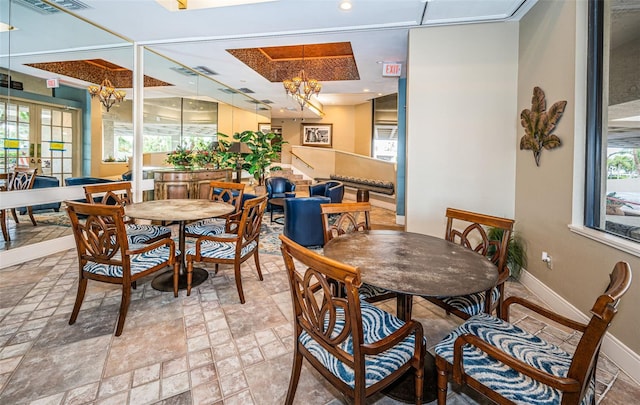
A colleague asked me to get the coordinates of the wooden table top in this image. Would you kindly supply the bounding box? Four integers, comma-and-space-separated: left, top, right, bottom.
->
125, 199, 234, 222
323, 230, 499, 298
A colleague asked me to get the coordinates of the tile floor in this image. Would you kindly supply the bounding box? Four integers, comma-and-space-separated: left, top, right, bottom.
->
1, 203, 639, 404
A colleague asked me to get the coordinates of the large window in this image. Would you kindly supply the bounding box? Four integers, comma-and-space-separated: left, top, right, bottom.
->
102, 97, 218, 161
586, 0, 640, 243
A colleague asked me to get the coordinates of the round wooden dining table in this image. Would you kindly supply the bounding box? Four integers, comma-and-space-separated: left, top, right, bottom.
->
323, 229, 499, 320
125, 199, 234, 292
323, 229, 499, 403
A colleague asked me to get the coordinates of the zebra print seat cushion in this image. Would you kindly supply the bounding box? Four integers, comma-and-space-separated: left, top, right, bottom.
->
184, 218, 226, 237
84, 244, 177, 278
438, 287, 500, 317
358, 283, 394, 301
299, 302, 422, 388
124, 224, 171, 244
185, 235, 257, 259
434, 313, 594, 405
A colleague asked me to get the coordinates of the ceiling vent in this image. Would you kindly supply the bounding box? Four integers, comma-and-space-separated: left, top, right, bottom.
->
260, 100, 274, 104
218, 88, 239, 94
170, 66, 198, 76
237, 87, 255, 94
192, 66, 218, 76
15, 0, 89, 14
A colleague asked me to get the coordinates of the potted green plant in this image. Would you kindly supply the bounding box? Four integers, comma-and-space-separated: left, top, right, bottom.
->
487, 227, 527, 280
232, 129, 286, 186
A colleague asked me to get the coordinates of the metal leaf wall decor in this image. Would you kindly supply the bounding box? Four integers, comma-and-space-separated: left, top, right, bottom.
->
519, 87, 567, 166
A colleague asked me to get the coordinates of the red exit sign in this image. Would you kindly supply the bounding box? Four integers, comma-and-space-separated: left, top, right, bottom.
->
382, 63, 402, 77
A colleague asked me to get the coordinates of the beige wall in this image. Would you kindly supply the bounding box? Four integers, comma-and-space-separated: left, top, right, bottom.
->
405, 22, 519, 235
273, 101, 374, 166
354, 102, 373, 156
517, 0, 639, 354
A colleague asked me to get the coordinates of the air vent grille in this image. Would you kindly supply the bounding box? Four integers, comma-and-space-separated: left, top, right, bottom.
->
170, 67, 198, 76
192, 66, 218, 76
15, 0, 89, 14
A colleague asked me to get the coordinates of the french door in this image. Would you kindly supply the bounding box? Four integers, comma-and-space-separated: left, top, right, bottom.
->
0, 98, 77, 183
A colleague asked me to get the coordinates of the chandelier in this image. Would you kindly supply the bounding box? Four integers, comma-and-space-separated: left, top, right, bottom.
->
283, 46, 321, 111
88, 78, 126, 112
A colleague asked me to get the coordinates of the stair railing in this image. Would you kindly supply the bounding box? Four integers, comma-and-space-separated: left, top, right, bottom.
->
290, 151, 314, 170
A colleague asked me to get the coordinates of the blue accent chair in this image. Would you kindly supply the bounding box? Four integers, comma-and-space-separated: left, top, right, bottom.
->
309, 181, 344, 203
17, 175, 61, 214
283, 196, 331, 247
265, 176, 296, 213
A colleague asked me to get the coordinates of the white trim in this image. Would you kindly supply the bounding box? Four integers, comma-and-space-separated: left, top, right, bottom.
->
519, 268, 640, 384
0, 236, 75, 269
569, 224, 640, 257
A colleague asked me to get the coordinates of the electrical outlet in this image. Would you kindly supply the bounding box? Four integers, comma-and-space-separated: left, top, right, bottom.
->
541, 251, 553, 269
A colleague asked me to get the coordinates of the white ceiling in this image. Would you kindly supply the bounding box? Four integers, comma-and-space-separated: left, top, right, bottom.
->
1, 0, 537, 118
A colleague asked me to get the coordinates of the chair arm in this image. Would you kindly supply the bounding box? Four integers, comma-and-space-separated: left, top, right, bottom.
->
361, 319, 424, 355
451, 333, 581, 393
309, 183, 327, 196
225, 211, 243, 233
502, 296, 587, 332
193, 233, 240, 256
126, 237, 177, 262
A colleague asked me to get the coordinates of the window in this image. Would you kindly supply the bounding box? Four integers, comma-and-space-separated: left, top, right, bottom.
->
101, 97, 218, 161
585, 0, 640, 243
372, 93, 398, 162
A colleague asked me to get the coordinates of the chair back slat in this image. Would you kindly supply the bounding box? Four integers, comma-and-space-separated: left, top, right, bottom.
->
66, 201, 129, 266
321, 202, 372, 244
445, 208, 514, 277
8, 167, 37, 191
208, 181, 245, 213
84, 182, 133, 206
237, 194, 268, 249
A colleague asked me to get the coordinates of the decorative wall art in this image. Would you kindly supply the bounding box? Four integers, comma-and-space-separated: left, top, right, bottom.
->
302, 124, 332, 147
519, 86, 567, 166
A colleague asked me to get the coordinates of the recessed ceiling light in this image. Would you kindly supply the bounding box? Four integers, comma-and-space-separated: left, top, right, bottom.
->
339, 0, 352, 11
363, 88, 370, 92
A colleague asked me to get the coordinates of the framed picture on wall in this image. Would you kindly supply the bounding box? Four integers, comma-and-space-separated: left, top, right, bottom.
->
258, 123, 271, 133
301, 124, 332, 147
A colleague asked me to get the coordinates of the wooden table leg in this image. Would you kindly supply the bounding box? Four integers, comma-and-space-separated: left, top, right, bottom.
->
396, 293, 413, 321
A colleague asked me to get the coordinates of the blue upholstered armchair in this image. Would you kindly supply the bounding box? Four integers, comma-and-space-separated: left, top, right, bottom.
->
265, 176, 296, 212
309, 181, 344, 203
283, 196, 331, 247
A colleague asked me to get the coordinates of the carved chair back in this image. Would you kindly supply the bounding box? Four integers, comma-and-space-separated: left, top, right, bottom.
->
320, 202, 372, 243
445, 208, 514, 282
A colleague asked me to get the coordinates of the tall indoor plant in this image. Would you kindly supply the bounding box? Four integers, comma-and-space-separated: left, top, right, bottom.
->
233, 130, 286, 186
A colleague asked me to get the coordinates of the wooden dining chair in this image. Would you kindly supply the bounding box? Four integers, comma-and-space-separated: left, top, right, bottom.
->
424, 207, 514, 320
66, 200, 180, 336
279, 234, 426, 405
434, 261, 632, 405
83, 182, 172, 244
185, 194, 268, 303
185, 181, 245, 238
8, 167, 38, 227
320, 201, 396, 303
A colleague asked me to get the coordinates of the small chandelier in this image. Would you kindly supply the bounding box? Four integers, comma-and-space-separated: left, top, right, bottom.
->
88, 78, 126, 112
283, 45, 321, 111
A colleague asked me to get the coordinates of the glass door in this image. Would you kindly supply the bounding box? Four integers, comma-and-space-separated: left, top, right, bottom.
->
0, 98, 76, 182
39, 107, 74, 182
